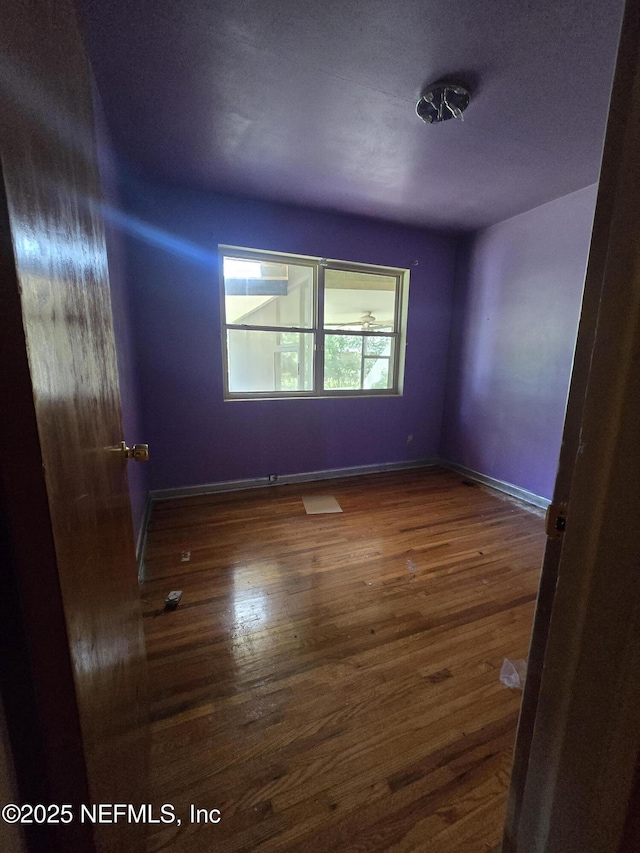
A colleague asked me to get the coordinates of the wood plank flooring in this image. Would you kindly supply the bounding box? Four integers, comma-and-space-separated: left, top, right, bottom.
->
141, 467, 545, 852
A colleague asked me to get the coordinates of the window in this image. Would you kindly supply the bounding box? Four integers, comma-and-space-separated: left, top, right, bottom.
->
220, 247, 409, 399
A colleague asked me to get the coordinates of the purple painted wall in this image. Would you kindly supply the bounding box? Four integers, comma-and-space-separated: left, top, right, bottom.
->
120, 176, 458, 490
441, 185, 598, 499
94, 101, 148, 540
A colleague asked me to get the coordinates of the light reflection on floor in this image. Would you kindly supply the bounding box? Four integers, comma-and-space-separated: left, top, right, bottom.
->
230, 562, 278, 660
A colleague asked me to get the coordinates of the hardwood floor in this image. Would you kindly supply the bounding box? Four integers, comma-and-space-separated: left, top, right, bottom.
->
141, 466, 545, 852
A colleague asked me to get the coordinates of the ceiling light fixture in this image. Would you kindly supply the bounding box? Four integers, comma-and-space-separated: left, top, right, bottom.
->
416, 82, 470, 124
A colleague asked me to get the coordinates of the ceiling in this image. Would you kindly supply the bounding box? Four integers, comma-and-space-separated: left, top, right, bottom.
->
81, 0, 626, 231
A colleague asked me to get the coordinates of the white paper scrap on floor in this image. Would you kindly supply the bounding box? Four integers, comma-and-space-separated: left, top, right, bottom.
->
302, 495, 343, 514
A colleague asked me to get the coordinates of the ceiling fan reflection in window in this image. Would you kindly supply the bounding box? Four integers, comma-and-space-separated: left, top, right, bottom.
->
330, 311, 393, 331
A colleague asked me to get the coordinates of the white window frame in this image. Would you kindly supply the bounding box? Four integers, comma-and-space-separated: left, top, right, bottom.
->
219, 245, 410, 400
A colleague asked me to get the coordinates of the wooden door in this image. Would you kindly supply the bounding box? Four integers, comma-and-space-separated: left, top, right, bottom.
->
504, 1, 640, 850
0, 1, 147, 850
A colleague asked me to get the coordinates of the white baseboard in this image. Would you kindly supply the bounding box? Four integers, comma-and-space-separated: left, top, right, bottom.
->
148, 458, 439, 503
136, 494, 152, 583
439, 460, 551, 509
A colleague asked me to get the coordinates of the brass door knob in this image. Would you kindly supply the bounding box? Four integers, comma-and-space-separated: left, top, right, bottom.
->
121, 441, 149, 462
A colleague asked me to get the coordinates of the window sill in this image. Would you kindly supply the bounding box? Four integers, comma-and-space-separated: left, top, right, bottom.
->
224, 391, 403, 401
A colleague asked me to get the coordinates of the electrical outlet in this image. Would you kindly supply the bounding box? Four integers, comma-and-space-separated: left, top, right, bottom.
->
407, 434, 413, 444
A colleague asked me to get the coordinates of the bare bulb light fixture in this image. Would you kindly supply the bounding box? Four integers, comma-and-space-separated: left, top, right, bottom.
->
416, 82, 470, 124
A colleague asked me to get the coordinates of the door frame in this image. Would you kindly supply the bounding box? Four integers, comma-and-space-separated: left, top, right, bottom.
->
504, 1, 640, 849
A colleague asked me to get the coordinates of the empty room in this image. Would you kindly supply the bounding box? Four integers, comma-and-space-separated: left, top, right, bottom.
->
3, 1, 640, 852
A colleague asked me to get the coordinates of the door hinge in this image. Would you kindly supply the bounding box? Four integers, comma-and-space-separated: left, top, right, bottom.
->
545, 502, 567, 538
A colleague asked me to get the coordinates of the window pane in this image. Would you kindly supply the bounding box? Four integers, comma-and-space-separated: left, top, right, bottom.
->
324, 268, 397, 331
324, 334, 363, 390
364, 336, 391, 357
363, 357, 391, 389
227, 330, 313, 393
323, 334, 394, 391
276, 350, 300, 390
223, 257, 314, 328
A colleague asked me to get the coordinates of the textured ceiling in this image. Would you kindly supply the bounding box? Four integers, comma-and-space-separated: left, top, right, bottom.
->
81, 0, 625, 230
